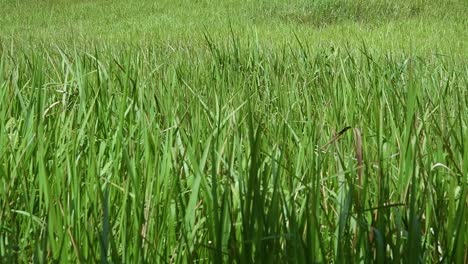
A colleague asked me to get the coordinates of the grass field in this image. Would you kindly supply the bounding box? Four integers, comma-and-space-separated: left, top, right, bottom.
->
1, 0, 467, 263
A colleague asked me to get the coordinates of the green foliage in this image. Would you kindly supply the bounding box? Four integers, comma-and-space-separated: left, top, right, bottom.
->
0, 0, 467, 262
0, 39, 466, 262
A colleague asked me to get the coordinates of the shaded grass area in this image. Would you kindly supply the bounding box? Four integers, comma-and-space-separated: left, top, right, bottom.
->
0, 39, 467, 262
265, 1, 423, 25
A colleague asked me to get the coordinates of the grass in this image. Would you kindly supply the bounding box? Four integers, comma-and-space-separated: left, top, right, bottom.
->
1, 0, 466, 54
0, 0, 467, 262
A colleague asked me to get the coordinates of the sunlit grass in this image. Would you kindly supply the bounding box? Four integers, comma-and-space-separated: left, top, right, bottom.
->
0, 0, 466, 55
0, 37, 466, 262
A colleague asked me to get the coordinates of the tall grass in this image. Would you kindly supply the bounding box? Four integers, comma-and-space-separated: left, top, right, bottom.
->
0, 40, 466, 263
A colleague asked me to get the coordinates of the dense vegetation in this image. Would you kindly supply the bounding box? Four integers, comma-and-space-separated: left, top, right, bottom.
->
0, 0, 466, 262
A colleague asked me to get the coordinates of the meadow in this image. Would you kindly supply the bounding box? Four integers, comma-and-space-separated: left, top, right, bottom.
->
0, 0, 467, 263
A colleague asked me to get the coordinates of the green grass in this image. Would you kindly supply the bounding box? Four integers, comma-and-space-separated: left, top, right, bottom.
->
0, 0, 467, 263
1, 0, 467, 54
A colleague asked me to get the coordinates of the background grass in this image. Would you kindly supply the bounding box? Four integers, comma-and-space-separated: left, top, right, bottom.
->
0, 0, 467, 263
1, 0, 467, 54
